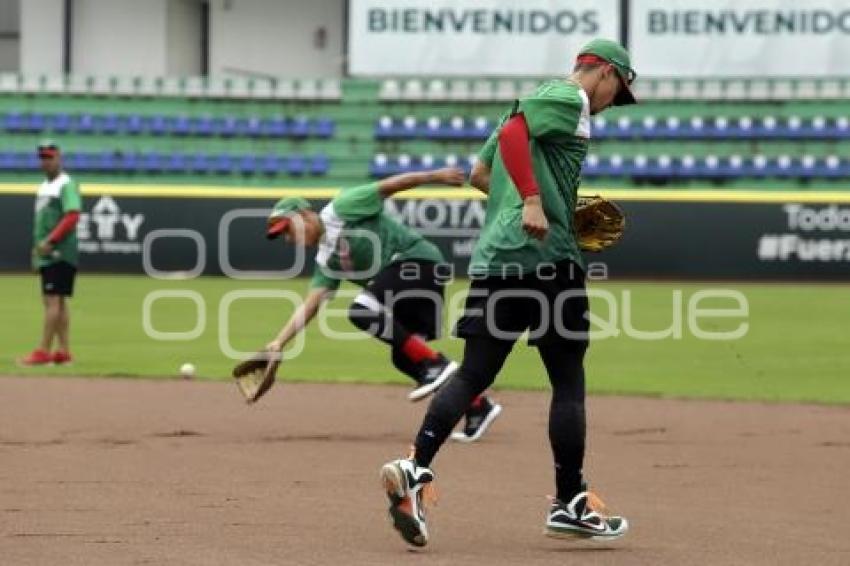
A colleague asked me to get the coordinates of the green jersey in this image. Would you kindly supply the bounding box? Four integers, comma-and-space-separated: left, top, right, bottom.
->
471, 79, 590, 276
33, 172, 82, 268
309, 183, 444, 290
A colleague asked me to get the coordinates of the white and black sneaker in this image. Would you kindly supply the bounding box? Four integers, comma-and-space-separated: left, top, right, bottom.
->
545, 491, 629, 541
380, 458, 436, 547
408, 354, 458, 402
450, 396, 503, 443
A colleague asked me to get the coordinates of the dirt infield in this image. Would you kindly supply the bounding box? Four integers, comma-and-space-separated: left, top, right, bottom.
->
1, 376, 848, 566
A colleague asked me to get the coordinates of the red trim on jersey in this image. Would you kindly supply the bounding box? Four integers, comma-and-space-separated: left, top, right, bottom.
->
47, 210, 80, 244
498, 113, 539, 199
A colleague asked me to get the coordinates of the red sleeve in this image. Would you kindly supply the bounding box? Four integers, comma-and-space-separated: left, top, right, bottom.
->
498, 113, 539, 199
47, 211, 80, 244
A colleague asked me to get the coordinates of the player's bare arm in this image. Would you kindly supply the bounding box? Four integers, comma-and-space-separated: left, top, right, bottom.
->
377, 167, 465, 198
469, 161, 491, 194
265, 286, 332, 352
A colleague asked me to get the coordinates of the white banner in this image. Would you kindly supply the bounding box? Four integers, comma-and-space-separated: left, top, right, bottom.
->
348, 0, 621, 76
631, 0, 850, 77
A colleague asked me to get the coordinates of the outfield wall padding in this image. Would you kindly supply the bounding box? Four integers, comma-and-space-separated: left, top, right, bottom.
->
3, 193, 850, 280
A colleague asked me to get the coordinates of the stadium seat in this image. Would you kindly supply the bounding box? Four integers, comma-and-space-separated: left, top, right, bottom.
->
212, 153, 235, 174
379, 80, 401, 101
310, 154, 330, 176
260, 155, 283, 176
425, 79, 447, 101
290, 116, 310, 139
166, 153, 189, 174
402, 80, 425, 101
237, 154, 257, 175
449, 80, 471, 101
100, 113, 120, 135
312, 117, 335, 139
286, 155, 307, 176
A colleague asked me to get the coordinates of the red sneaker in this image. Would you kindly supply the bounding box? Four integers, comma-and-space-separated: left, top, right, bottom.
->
18, 349, 53, 366
52, 351, 73, 365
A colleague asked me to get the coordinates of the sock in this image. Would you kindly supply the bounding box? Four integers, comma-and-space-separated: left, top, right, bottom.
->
401, 335, 438, 364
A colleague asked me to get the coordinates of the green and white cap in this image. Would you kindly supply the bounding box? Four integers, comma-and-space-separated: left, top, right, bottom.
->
266, 196, 311, 239
576, 38, 637, 106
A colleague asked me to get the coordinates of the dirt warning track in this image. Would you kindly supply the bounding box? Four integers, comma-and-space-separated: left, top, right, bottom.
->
1, 376, 848, 565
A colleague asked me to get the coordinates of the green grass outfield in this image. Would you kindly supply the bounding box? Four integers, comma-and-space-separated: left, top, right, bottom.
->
1, 274, 847, 404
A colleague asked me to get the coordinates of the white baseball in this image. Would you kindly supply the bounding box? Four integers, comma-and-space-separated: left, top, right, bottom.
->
179, 363, 196, 378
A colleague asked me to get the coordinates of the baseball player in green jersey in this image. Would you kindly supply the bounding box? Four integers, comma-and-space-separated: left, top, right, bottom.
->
20, 141, 82, 366
254, 167, 501, 441
380, 39, 637, 547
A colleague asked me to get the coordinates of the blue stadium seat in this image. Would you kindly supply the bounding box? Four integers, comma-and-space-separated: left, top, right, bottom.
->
290, 116, 310, 139
148, 115, 167, 136
47, 113, 72, 134
192, 116, 215, 137
166, 153, 189, 174
93, 151, 120, 172
310, 154, 329, 176
171, 115, 191, 136
370, 154, 391, 177
375, 116, 394, 140
260, 155, 283, 175
119, 152, 140, 172
190, 153, 212, 173
263, 116, 288, 138
141, 152, 165, 173
286, 155, 306, 176
2, 112, 23, 132
244, 116, 263, 138
0, 150, 15, 170
312, 117, 335, 139
238, 154, 257, 175
213, 153, 234, 174
217, 116, 239, 137
74, 114, 97, 135
27, 113, 47, 133
125, 114, 145, 135
468, 116, 491, 140
100, 114, 120, 135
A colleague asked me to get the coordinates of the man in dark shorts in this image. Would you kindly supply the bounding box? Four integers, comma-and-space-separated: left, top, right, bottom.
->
259, 167, 501, 441
380, 39, 638, 547
20, 141, 81, 366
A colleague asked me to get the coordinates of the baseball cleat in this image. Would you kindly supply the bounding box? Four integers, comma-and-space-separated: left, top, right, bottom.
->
17, 349, 52, 367
545, 490, 629, 541
52, 350, 73, 365
408, 354, 458, 402
450, 397, 502, 443
380, 458, 436, 547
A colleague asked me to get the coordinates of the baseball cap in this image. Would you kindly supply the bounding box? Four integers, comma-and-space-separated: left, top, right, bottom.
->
266, 196, 311, 239
37, 139, 60, 158
577, 38, 637, 106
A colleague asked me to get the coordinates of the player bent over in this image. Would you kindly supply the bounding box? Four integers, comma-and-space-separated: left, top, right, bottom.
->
380, 39, 637, 547
254, 167, 501, 442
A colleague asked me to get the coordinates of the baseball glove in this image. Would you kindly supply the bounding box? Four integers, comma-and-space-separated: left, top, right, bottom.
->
574, 196, 626, 252
232, 350, 281, 404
